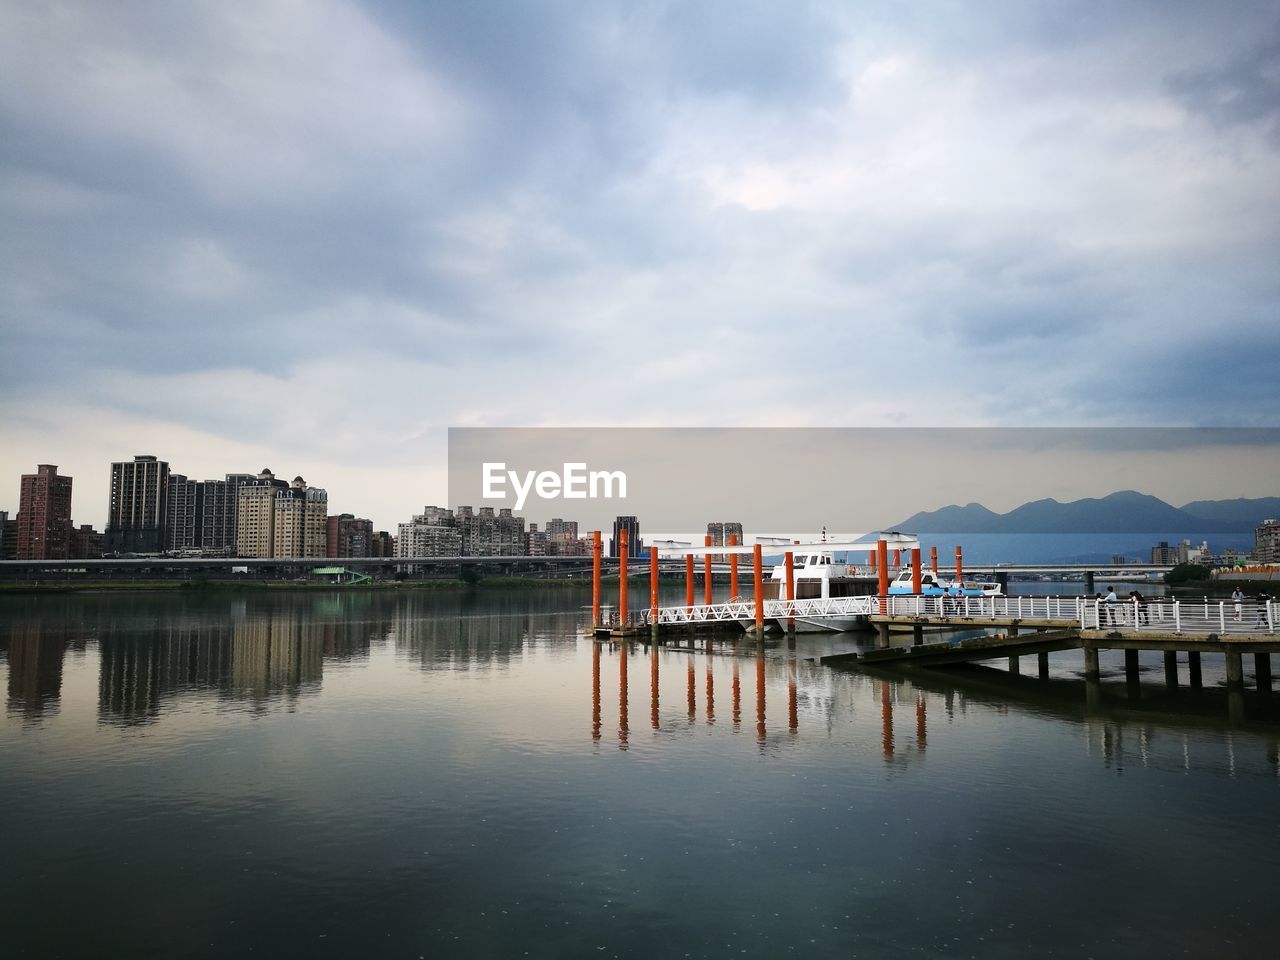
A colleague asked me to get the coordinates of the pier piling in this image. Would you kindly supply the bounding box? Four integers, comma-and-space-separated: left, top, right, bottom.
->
1256, 653, 1272, 694
911, 547, 921, 595
784, 549, 795, 635
1164, 651, 1179, 689
618, 528, 629, 627
753, 543, 764, 637
649, 546, 659, 643
1188, 651, 1202, 688
685, 554, 694, 610
591, 531, 602, 629
729, 534, 739, 596
703, 535, 713, 606
1038, 652, 1049, 680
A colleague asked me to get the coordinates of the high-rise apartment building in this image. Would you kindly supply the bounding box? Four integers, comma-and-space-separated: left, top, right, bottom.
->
106, 455, 169, 554
0, 510, 16, 560
17, 464, 73, 560
235, 469, 327, 558
326, 514, 374, 558
1257, 519, 1280, 564
706, 522, 744, 547
611, 515, 641, 558
397, 506, 462, 558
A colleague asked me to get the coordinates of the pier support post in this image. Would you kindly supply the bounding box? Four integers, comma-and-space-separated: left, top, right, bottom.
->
997, 571, 1009, 592
930, 546, 938, 575
1084, 571, 1095, 594
704, 535, 713, 606
618, 529, 629, 627
1125, 648, 1140, 688
1164, 651, 1179, 689
1226, 650, 1246, 724
685, 554, 694, 611
893, 548, 900, 569
911, 547, 921, 595
955, 546, 963, 584
1255, 653, 1272, 694
877, 539, 889, 616
649, 546, 659, 642
784, 550, 795, 636
1225, 650, 1243, 687
1188, 651, 1202, 688
753, 543, 765, 638
1038, 652, 1049, 680
876, 622, 890, 649
913, 623, 924, 647
729, 534, 739, 596
1008, 654, 1020, 675
592, 531, 602, 629
1083, 645, 1100, 680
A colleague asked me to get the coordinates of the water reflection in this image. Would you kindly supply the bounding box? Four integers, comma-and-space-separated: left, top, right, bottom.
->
5, 624, 65, 720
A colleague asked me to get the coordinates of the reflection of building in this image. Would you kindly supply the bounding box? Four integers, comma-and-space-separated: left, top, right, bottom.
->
17, 464, 73, 560
231, 613, 324, 704
107, 455, 169, 554
6, 624, 65, 719
611, 516, 641, 558
235, 469, 328, 558
327, 514, 374, 557
1256, 520, 1280, 564
99, 626, 233, 725
707, 522, 744, 547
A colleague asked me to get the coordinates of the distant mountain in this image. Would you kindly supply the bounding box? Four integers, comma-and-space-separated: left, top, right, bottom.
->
1179, 497, 1280, 524
893, 491, 1272, 534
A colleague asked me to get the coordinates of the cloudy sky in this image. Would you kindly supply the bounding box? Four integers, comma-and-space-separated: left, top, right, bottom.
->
2, 0, 1277, 530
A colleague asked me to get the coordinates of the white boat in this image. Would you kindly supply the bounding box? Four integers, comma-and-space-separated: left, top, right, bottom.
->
762, 549, 872, 632
887, 568, 1003, 597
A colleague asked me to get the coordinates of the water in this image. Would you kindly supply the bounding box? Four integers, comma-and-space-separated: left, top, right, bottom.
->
2, 589, 1278, 959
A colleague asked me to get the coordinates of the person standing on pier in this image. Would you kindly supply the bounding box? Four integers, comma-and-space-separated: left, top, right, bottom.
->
1104, 586, 1118, 625
1232, 586, 1245, 621
1257, 590, 1271, 630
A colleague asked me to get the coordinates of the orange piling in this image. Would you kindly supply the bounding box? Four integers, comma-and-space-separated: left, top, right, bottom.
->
704, 535, 713, 605
877, 539, 889, 615
911, 547, 922, 594
685, 554, 695, 610
930, 546, 938, 574
729, 534, 739, 596
893, 548, 900, 568
649, 546, 659, 628
753, 543, 765, 634
592, 531, 602, 629
870, 549, 877, 575
955, 545, 963, 584
618, 528, 629, 627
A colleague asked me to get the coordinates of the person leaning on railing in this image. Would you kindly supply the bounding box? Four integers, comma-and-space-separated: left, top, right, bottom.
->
1258, 591, 1272, 630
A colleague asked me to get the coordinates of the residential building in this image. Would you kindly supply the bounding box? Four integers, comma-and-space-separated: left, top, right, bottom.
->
326, 514, 374, 558
371, 531, 396, 557
236, 469, 289, 558
611, 515, 641, 558
397, 506, 462, 558
0, 510, 16, 560
70, 524, 103, 560
1150, 541, 1178, 565
707, 522, 744, 547
1177, 540, 1210, 565
235, 469, 327, 558
17, 464, 73, 560
527, 523, 548, 556
1257, 519, 1280, 564
106, 455, 169, 554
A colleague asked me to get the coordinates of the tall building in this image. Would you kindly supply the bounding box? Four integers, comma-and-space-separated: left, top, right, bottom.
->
706, 522, 744, 547
70, 524, 104, 560
17, 465, 73, 560
1257, 519, 1280, 564
611, 515, 641, 558
397, 506, 462, 558
527, 523, 548, 556
0, 510, 16, 560
371, 531, 396, 557
106, 455, 169, 554
326, 514, 374, 558
235, 469, 327, 558
1150, 541, 1178, 565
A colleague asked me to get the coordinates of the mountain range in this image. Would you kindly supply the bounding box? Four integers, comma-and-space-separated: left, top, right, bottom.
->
891, 491, 1280, 534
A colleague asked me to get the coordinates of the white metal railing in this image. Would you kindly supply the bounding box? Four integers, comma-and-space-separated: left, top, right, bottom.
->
639, 594, 1277, 636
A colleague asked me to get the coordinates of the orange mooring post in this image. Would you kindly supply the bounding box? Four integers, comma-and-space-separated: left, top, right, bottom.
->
893, 548, 901, 568
877, 539, 889, 615
955, 545, 963, 583
753, 543, 765, 634
591, 531, 602, 629
649, 546, 659, 628
704, 535, 713, 605
911, 547, 922, 594
618, 528, 629, 627
930, 546, 938, 574
870, 548, 877, 575
729, 534, 739, 596
685, 554, 695, 609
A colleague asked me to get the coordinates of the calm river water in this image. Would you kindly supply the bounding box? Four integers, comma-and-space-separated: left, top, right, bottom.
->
2, 588, 1278, 959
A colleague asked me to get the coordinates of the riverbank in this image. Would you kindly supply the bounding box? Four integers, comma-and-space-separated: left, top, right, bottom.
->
0, 576, 595, 594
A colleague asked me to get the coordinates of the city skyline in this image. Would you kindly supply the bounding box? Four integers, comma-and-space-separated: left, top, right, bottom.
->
3, 2, 1278, 531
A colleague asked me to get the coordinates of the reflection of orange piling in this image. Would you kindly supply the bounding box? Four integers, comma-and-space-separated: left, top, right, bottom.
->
732, 662, 741, 726
618, 529, 629, 626
756, 650, 766, 742
649, 546, 659, 627
788, 659, 797, 734
877, 539, 889, 615
881, 681, 893, 759
911, 547, 922, 594
650, 646, 659, 730
619, 641, 629, 749
753, 543, 764, 634
592, 531, 602, 629
930, 546, 938, 574
704, 535, 713, 605
729, 534, 739, 595
916, 696, 926, 751
685, 554, 695, 610
592, 641, 601, 741
687, 660, 696, 722
955, 545, 963, 583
